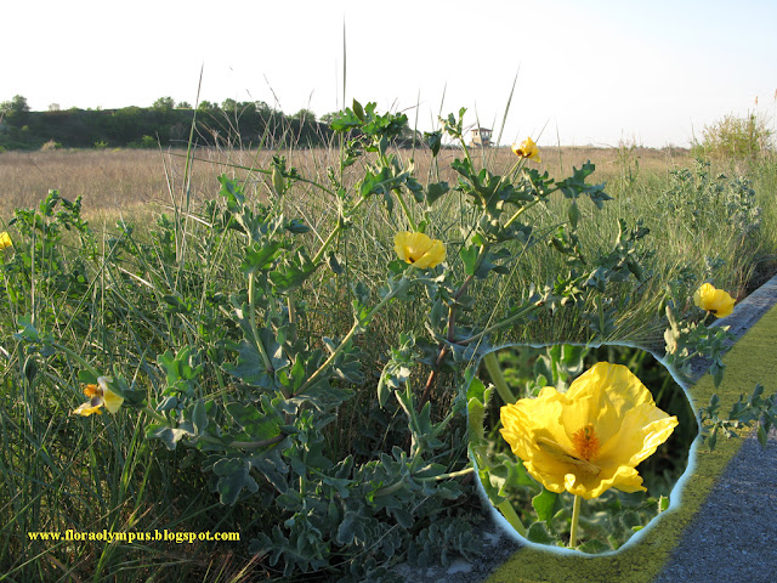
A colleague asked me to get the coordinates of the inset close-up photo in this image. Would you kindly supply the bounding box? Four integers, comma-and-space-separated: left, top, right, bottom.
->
469, 343, 698, 554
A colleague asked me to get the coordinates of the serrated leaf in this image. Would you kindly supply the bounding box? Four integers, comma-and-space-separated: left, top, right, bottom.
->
284, 218, 310, 234
426, 181, 449, 205
460, 244, 479, 276
78, 370, 98, 385
526, 521, 555, 544
531, 488, 558, 523
269, 262, 316, 293
336, 510, 359, 545
148, 424, 194, 450
327, 251, 343, 274
568, 200, 580, 228
467, 396, 486, 440
377, 370, 392, 408
192, 400, 208, 434
213, 458, 259, 505
578, 539, 610, 553
391, 507, 413, 529
226, 340, 273, 388
424, 130, 442, 156
758, 423, 768, 447
226, 402, 281, 440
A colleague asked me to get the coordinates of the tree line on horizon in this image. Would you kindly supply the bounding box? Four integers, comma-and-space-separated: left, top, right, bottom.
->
0, 95, 342, 151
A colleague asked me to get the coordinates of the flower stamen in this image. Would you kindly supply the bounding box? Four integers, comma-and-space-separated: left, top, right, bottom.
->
571, 424, 600, 462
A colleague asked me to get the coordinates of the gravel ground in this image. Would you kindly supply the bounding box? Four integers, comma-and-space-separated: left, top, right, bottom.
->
392, 523, 521, 583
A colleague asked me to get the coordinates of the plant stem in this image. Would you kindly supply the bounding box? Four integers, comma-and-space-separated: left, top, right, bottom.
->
457, 299, 545, 346
198, 433, 286, 450
569, 494, 582, 548
372, 466, 474, 498
503, 199, 540, 230
247, 273, 273, 374
296, 276, 409, 396
50, 341, 99, 376
482, 352, 517, 404
310, 196, 366, 265
394, 188, 418, 231
496, 500, 527, 537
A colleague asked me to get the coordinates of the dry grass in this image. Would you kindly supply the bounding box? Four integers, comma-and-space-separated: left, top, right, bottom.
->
0, 145, 693, 220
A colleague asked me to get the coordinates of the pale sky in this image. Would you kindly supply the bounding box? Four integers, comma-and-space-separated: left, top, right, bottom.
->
4, 0, 776, 147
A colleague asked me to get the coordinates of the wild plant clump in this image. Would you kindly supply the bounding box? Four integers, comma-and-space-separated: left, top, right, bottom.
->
2, 101, 775, 581
692, 111, 774, 160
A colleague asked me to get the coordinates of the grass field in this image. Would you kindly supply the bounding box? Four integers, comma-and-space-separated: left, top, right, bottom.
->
1, 129, 776, 581
0, 145, 693, 213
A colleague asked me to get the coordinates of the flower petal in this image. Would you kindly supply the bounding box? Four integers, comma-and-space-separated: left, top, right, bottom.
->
500, 361, 678, 499
598, 404, 679, 468
73, 401, 104, 416
393, 231, 445, 268
694, 283, 735, 317
98, 376, 124, 414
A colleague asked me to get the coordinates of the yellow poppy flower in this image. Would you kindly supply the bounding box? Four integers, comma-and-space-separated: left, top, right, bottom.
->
500, 362, 678, 500
393, 231, 446, 269
72, 376, 124, 416
0, 231, 12, 250
693, 283, 735, 318
511, 137, 541, 162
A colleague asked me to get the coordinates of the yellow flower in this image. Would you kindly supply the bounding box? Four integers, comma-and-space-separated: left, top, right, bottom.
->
511, 137, 541, 162
393, 231, 446, 269
693, 283, 735, 318
72, 376, 124, 416
0, 231, 12, 250
500, 362, 678, 500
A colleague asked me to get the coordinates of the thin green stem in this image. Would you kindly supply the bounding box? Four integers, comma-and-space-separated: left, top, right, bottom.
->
296, 276, 409, 396
457, 299, 545, 346
482, 352, 517, 404
50, 341, 99, 376
496, 500, 527, 537
394, 188, 418, 231
569, 494, 582, 548
310, 223, 341, 265
425, 466, 473, 481
247, 273, 273, 374
503, 199, 540, 230
142, 406, 168, 424
372, 466, 474, 498
310, 196, 366, 265
197, 433, 286, 450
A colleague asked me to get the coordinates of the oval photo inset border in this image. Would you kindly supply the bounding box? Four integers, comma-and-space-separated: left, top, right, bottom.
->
467, 342, 700, 556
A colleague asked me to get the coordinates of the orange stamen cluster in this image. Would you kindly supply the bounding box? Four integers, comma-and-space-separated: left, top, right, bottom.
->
571, 424, 600, 461
83, 384, 101, 398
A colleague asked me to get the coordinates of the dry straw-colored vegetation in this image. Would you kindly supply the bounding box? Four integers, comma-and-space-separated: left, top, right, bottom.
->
0, 145, 692, 217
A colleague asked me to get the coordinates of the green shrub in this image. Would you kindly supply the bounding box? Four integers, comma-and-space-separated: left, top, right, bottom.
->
692, 111, 773, 159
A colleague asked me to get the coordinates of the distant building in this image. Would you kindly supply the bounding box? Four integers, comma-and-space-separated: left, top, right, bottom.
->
470, 127, 493, 147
